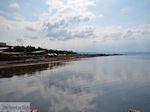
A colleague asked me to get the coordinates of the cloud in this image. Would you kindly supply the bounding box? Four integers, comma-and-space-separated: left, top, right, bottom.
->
46, 28, 71, 40
108, 32, 122, 40
1, 10, 150, 52
123, 30, 133, 38
31, 36, 38, 40
141, 31, 150, 36
25, 27, 36, 32
16, 38, 23, 43
1, 0, 150, 52
1, 0, 97, 41
9, 3, 20, 9
42, 0, 96, 40
13, 14, 24, 21
98, 13, 104, 18
46, 25, 95, 40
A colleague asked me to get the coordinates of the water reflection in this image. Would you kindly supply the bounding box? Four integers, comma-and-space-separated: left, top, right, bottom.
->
0, 62, 66, 78
0, 55, 150, 112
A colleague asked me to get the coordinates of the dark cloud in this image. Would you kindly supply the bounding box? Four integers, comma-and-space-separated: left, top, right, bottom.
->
46, 27, 94, 40
124, 30, 133, 38
44, 20, 66, 31
31, 36, 38, 40
46, 29, 72, 40
110, 32, 122, 37
74, 30, 94, 38
25, 27, 36, 32
43, 15, 90, 32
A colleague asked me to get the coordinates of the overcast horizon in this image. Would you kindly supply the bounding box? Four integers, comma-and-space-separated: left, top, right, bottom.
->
0, 0, 150, 53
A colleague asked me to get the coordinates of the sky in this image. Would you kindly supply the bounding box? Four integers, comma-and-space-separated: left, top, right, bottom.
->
0, 0, 150, 53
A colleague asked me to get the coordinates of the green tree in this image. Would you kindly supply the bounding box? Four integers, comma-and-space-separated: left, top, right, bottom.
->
26, 46, 36, 52
13, 46, 26, 52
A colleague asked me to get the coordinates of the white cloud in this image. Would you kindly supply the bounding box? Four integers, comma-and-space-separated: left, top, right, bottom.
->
41, 0, 96, 40
1, 0, 150, 52
1, 10, 150, 52
9, 3, 20, 9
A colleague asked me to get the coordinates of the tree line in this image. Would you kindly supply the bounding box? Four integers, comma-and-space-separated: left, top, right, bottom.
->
5, 45, 77, 54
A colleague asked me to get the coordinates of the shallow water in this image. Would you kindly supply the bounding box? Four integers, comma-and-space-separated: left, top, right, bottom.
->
0, 55, 150, 112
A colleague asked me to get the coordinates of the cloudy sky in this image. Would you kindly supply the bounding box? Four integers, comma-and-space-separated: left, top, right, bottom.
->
0, 0, 150, 53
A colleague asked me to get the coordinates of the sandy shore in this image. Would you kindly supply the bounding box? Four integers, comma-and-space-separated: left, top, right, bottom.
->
0, 54, 115, 69
0, 57, 76, 69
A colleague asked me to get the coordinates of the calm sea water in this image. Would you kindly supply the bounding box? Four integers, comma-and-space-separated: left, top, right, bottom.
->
0, 55, 150, 112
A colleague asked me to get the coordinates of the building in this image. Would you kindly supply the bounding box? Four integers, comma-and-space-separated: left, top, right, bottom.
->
48, 53, 57, 57
0, 42, 12, 52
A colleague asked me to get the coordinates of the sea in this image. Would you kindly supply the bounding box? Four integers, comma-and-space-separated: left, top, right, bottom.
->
0, 54, 150, 112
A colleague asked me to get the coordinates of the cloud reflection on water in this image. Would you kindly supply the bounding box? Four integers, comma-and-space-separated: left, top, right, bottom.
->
0, 55, 150, 112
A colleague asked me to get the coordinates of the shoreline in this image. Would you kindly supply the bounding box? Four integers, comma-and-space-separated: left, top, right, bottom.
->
0, 54, 118, 69
0, 57, 75, 69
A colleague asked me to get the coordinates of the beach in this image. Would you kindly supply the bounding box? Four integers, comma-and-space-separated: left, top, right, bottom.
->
0, 54, 113, 69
